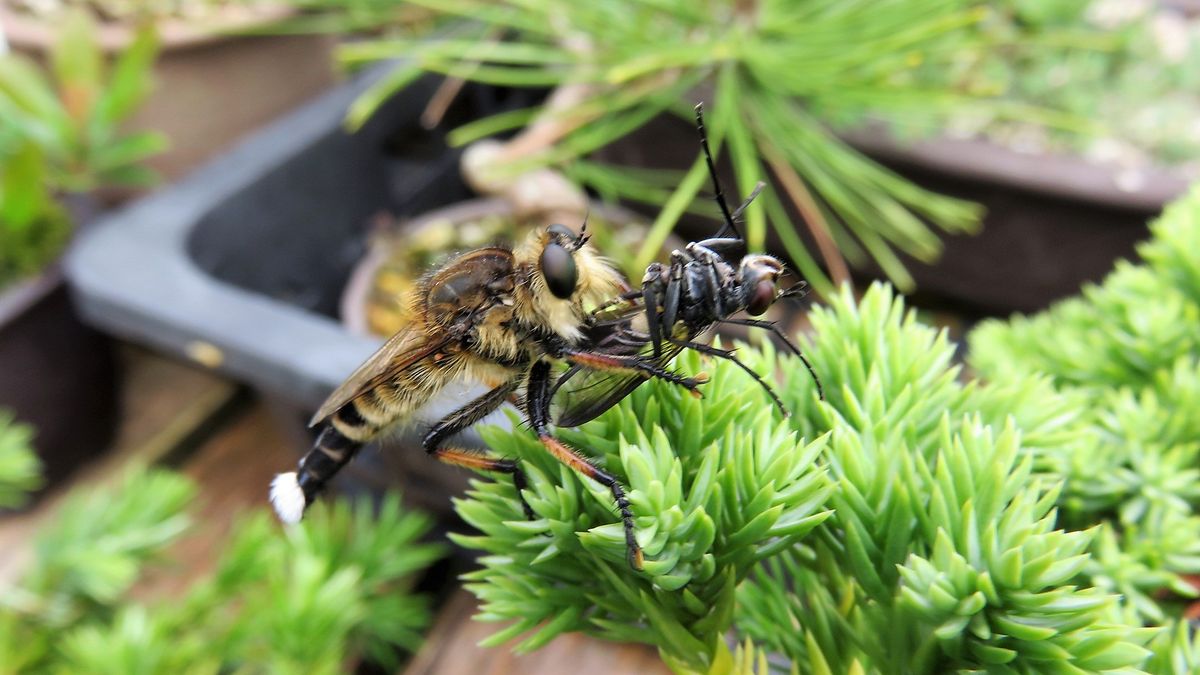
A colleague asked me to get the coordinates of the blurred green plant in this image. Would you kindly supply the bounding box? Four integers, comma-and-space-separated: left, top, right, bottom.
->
455, 186, 1200, 673
0, 467, 443, 673
0, 412, 42, 508
3, 0, 270, 21
969, 184, 1200, 653
317, 0, 1010, 294
0, 10, 163, 287
901, 1, 1200, 168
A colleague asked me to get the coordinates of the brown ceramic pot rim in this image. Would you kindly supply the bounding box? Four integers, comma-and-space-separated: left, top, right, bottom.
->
842, 125, 1192, 212
339, 198, 656, 337
1, 4, 295, 52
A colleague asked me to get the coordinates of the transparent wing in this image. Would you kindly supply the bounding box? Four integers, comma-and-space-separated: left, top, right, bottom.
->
309, 326, 453, 427
551, 303, 687, 427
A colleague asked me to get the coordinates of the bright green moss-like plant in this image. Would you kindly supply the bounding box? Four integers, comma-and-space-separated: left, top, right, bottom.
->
452, 185, 1200, 675
0, 412, 42, 508
968, 186, 1200, 665
456, 343, 832, 672
455, 278, 1179, 673
0, 469, 443, 673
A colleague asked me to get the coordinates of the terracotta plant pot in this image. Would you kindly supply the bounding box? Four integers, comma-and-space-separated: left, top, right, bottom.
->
1, 5, 336, 182
0, 267, 118, 494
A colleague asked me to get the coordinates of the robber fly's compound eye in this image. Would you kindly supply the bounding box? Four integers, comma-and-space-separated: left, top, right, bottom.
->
547, 223, 577, 243
540, 242, 578, 299
746, 280, 776, 316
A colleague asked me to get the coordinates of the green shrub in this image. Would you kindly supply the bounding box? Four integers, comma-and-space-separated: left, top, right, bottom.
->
455, 186, 1200, 673
0, 412, 42, 508
0, 468, 443, 673
0, 10, 163, 287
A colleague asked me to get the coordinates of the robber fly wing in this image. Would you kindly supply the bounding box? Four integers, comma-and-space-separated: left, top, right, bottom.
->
309, 326, 454, 427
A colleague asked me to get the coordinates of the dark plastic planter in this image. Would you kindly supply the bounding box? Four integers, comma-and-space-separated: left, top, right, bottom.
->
66, 70, 542, 516
67, 71, 487, 411
0, 267, 118, 492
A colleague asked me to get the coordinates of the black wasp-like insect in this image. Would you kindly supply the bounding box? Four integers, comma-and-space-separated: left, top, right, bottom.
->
552, 103, 823, 428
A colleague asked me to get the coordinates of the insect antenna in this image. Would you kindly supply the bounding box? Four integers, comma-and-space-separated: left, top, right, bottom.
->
694, 103, 743, 242
780, 278, 809, 301
730, 181, 766, 224
575, 208, 591, 250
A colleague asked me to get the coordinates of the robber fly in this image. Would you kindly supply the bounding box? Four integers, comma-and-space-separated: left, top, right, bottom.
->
553, 103, 823, 428
270, 223, 703, 569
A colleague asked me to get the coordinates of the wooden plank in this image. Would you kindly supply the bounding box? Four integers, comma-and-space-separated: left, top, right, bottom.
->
0, 347, 238, 587
130, 400, 296, 601
405, 589, 672, 675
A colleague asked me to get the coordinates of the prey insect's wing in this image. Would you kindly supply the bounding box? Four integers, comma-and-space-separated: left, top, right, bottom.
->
551, 323, 686, 428
308, 326, 454, 427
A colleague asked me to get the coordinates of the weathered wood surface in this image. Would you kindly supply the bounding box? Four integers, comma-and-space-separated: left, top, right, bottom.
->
405, 589, 673, 675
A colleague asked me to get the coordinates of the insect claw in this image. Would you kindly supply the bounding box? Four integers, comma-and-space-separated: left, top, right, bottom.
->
693, 372, 710, 384
629, 545, 645, 571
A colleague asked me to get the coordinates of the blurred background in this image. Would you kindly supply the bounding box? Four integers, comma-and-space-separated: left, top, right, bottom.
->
1, 1, 1198, 672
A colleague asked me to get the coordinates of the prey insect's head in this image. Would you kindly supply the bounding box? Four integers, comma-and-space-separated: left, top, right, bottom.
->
739, 254, 791, 316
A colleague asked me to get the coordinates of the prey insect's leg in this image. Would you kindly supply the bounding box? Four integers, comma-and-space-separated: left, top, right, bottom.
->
642, 263, 665, 358
668, 338, 789, 416
721, 318, 824, 400
661, 251, 688, 329
563, 348, 707, 396
272, 404, 371, 524
527, 361, 644, 570
423, 379, 534, 519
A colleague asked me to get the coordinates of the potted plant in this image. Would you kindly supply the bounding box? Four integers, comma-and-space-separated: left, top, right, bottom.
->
323, 0, 1200, 314
446, 186, 1200, 672
1, 0, 337, 181
316, 0, 1056, 296
0, 458, 443, 671
0, 12, 162, 489
834, 0, 1200, 312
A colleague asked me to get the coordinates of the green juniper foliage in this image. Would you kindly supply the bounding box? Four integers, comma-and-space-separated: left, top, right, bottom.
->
455, 343, 833, 672
0, 469, 442, 674
0, 412, 42, 508
456, 186, 1200, 673
968, 185, 1200, 668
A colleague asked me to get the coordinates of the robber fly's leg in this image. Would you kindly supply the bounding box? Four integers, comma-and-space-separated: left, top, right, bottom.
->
721, 318, 824, 401
527, 361, 643, 570
563, 349, 707, 396
668, 337, 789, 417
423, 379, 535, 519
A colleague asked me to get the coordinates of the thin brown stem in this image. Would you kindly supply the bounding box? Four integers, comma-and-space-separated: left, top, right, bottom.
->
420, 76, 467, 129
763, 147, 851, 287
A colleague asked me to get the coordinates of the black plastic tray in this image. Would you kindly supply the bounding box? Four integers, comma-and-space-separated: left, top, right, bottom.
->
66, 70, 485, 411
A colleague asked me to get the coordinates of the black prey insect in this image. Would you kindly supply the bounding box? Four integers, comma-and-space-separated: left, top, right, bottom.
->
552, 103, 824, 428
